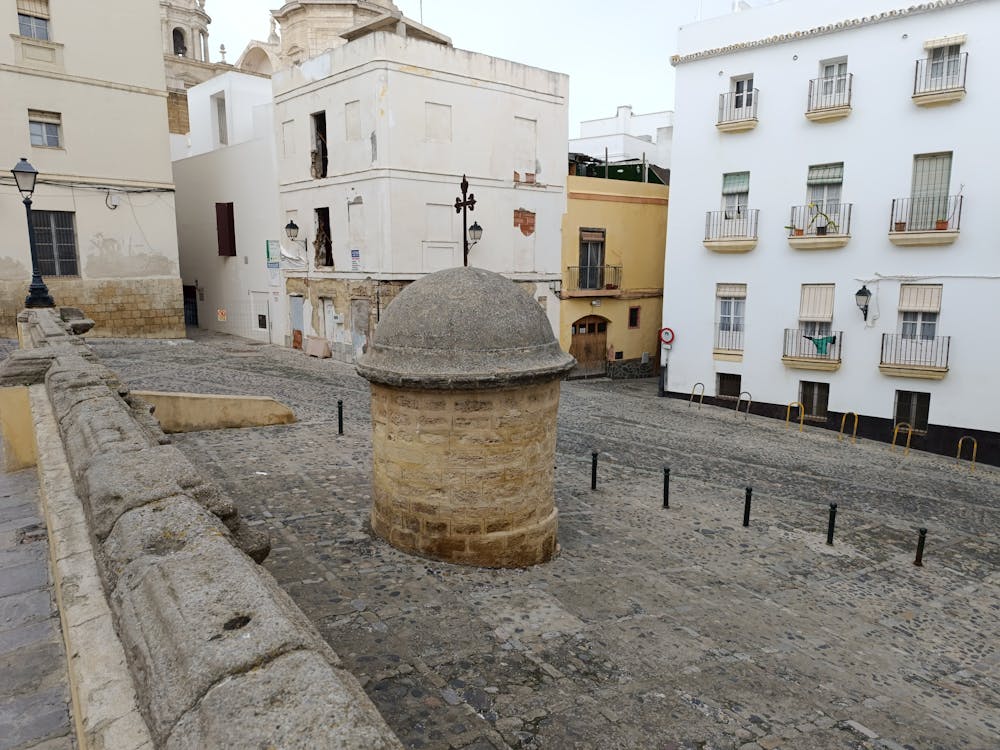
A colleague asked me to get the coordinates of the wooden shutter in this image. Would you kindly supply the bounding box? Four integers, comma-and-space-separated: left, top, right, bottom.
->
899, 284, 942, 312
17, 0, 49, 17
216, 202, 236, 256
799, 284, 835, 321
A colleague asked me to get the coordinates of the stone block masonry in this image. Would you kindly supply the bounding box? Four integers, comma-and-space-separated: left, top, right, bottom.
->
0, 278, 185, 339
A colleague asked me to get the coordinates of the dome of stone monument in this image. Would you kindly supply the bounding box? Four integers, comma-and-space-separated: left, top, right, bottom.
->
357, 267, 575, 389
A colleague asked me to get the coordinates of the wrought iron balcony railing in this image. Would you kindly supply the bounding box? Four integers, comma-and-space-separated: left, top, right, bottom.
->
567, 265, 622, 292
718, 89, 759, 124
786, 204, 852, 237
715, 325, 744, 352
914, 52, 968, 95
705, 209, 759, 241
881, 333, 950, 369
807, 74, 853, 111
889, 195, 962, 232
784, 329, 842, 360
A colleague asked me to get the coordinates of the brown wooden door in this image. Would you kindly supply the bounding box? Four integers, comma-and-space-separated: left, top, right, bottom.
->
569, 316, 608, 377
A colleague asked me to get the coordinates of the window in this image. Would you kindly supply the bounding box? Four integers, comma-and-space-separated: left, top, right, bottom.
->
799, 284, 834, 337
716, 283, 746, 351
215, 203, 236, 256
732, 75, 754, 110
721, 172, 749, 217
28, 110, 61, 148
895, 390, 930, 432
578, 229, 605, 289
315, 207, 333, 267
17, 0, 49, 40
717, 373, 742, 399
899, 284, 942, 340
910, 152, 952, 230
820, 58, 848, 96
211, 93, 228, 146
929, 43, 962, 87
172, 27, 187, 56
628, 306, 640, 329
311, 112, 328, 178
806, 163, 843, 213
799, 381, 829, 419
31, 210, 77, 276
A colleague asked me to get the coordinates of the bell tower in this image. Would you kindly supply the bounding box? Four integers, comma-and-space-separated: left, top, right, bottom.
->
161, 0, 221, 134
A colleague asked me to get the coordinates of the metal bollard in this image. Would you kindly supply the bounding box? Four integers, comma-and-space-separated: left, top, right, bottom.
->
337, 399, 344, 435
826, 503, 837, 546
742, 486, 752, 527
914, 528, 927, 567
591, 451, 598, 491
663, 466, 670, 509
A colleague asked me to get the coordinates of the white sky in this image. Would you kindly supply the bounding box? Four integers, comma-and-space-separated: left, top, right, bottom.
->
205, 0, 753, 136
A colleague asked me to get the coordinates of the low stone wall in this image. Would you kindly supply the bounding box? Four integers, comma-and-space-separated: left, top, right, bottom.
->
1, 308, 402, 749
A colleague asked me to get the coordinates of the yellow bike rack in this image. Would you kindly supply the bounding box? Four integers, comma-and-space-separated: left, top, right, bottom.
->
785, 401, 805, 432
736, 391, 752, 422
689, 382, 705, 409
956, 436, 978, 472
891, 422, 913, 456
838, 412, 860, 444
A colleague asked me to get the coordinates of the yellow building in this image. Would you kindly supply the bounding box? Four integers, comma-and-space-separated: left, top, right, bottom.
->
558, 175, 668, 377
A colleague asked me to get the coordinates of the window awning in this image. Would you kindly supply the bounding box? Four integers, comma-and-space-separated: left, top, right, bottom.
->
722, 172, 750, 195
899, 284, 942, 312
580, 230, 605, 242
16, 0, 48, 17
799, 284, 835, 322
807, 163, 844, 186
716, 283, 746, 299
924, 34, 966, 50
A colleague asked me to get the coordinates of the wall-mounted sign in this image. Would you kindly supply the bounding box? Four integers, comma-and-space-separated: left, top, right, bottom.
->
266, 240, 280, 269
217, 309, 227, 322
351, 247, 361, 272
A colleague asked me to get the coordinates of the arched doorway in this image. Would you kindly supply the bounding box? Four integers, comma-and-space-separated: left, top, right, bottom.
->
569, 315, 608, 377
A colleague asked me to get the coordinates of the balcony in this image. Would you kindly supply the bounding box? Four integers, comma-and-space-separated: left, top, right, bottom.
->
714, 327, 743, 362
782, 329, 842, 371
913, 53, 967, 106
786, 204, 852, 250
888, 196, 962, 246
704, 209, 759, 253
564, 265, 623, 297
879, 333, 950, 379
806, 74, 853, 122
717, 90, 759, 133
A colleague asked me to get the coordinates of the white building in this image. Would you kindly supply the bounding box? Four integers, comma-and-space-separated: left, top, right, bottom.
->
570, 105, 673, 168
273, 29, 567, 361
662, 0, 999, 462
0, 0, 184, 338
172, 71, 286, 343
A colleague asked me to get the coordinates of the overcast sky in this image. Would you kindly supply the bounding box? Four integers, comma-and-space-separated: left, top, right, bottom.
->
206, 0, 756, 135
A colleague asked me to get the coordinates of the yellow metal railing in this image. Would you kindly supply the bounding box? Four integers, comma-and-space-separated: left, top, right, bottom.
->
956, 436, 978, 472
689, 382, 705, 409
891, 422, 913, 456
785, 401, 805, 432
838, 412, 859, 444
736, 391, 752, 421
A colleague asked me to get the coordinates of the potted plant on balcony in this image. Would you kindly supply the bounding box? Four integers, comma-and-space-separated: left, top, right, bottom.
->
806, 203, 839, 236
934, 185, 962, 230
784, 224, 805, 237
894, 220, 907, 232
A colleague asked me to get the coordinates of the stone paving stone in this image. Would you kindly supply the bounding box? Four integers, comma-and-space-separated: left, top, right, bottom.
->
90, 331, 1000, 750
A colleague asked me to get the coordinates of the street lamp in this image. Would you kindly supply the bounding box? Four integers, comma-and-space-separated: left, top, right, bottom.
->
284, 219, 299, 241
855, 284, 871, 321
454, 174, 484, 267
12, 158, 54, 308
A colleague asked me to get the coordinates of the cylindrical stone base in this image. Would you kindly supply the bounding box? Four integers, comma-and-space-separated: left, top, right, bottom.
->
369, 380, 560, 567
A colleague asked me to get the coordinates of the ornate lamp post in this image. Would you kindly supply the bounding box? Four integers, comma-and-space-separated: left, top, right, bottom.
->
454, 175, 483, 267
12, 158, 54, 308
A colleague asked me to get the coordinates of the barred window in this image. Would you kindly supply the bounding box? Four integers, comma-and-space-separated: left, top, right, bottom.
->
31, 211, 78, 276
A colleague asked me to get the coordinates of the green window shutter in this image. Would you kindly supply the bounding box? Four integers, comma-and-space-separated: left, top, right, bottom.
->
721, 171, 750, 194
807, 163, 844, 185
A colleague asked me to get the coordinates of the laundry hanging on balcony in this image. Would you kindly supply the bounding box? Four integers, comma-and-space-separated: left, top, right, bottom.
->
804, 335, 837, 355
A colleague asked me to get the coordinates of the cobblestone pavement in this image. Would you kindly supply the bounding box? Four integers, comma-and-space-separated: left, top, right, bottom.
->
0, 466, 75, 750
91, 331, 1000, 750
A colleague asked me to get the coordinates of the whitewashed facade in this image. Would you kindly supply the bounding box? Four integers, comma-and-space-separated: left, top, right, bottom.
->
571, 105, 673, 168
273, 30, 567, 360
662, 0, 999, 460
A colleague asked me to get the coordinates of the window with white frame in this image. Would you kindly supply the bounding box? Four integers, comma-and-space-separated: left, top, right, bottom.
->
716, 283, 746, 351
819, 58, 848, 97
899, 284, 942, 340
806, 163, 843, 213
28, 110, 61, 148
928, 43, 962, 87
17, 0, 49, 40
732, 74, 754, 110
31, 210, 78, 276
721, 172, 749, 218
799, 284, 834, 338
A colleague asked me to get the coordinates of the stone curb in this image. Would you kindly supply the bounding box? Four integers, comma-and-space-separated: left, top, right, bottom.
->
30, 384, 154, 750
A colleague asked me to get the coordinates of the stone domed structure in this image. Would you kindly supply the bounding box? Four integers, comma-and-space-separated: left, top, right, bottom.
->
357, 267, 574, 567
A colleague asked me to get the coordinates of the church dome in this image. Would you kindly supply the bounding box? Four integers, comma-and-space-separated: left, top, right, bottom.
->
357, 267, 575, 389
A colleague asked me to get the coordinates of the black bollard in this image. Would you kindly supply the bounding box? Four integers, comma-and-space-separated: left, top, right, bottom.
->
591, 451, 598, 490
337, 399, 344, 435
826, 503, 837, 546
663, 466, 670, 509
742, 486, 752, 527
914, 528, 927, 567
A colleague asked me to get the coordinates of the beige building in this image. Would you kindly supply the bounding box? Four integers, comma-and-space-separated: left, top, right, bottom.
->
0, 0, 184, 338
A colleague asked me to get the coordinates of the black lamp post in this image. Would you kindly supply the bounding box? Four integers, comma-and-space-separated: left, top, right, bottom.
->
454, 175, 483, 267
285, 219, 299, 241
12, 158, 54, 308
855, 284, 871, 321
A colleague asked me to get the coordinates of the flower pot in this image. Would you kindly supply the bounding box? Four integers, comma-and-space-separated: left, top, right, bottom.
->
816, 225, 828, 236
894, 221, 907, 232
793, 228, 804, 237
935, 219, 949, 230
